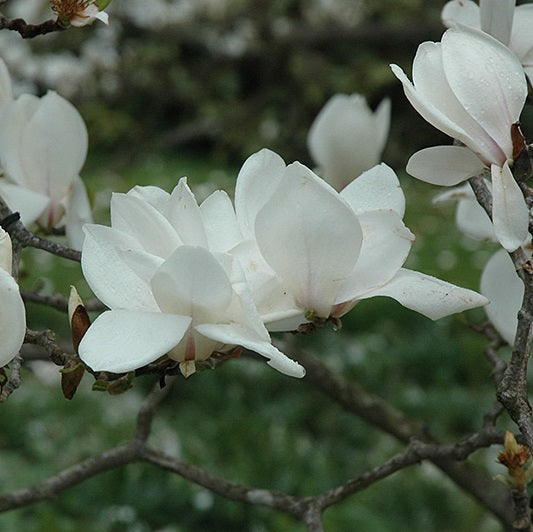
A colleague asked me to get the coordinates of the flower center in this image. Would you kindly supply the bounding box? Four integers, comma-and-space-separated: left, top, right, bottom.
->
50, 0, 91, 18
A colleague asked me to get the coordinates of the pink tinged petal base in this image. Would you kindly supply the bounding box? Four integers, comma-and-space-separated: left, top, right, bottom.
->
480, 249, 521, 346
340, 163, 405, 217
78, 310, 192, 373
362, 268, 489, 320
0, 269, 26, 366
406, 146, 485, 186
195, 323, 305, 378
491, 162, 529, 252
255, 162, 363, 317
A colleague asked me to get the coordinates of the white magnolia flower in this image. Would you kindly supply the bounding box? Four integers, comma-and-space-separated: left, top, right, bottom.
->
307, 93, 390, 190
50, 0, 110, 27
233, 149, 489, 327
391, 26, 529, 252
442, 0, 533, 85
0, 90, 92, 250
80, 198, 304, 378
0, 228, 26, 367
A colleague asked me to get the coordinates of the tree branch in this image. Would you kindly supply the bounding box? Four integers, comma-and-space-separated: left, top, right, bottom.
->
287, 346, 514, 526
0, 15, 63, 38
0, 196, 81, 262
469, 176, 533, 453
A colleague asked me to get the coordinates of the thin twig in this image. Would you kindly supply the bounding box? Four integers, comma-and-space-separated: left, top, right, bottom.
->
0, 355, 22, 402
0, 196, 81, 262
21, 291, 105, 313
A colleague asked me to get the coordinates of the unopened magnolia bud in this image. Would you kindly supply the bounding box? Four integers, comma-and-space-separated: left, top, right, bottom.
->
68, 285, 90, 353
179, 360, 196, 379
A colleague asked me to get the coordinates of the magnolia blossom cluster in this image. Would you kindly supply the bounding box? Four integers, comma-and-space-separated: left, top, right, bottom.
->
392, 24, 530, 253
0, 58, 92, 250
78, 148, 487, 378
392, 4, 533, 347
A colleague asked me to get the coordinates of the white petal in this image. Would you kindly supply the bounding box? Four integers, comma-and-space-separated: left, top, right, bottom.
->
442, 27, 526, 161
480, 248, 521, 345
391, 44, 502, 164
340, 163, 405, 216
65, 176, 92, 250
0, 228, 12, 273
110, 192, 181, 258
168, 178, 207, 246
0, 269, 26, 366
361, 268, 489, 320
307, 94, 388, 190
491, 162, 529, 252
0, 58, 12, 108
255, 162, 362, 317
509, 5, 533, 60
406, 146, 485, 186
151, 246, 232, 318
79, 310, 191, 372
479, 0, 515, 46
441, 0, 481, 29
20, 92, 88, 207
0, 94, 40, 187
195, 323, 305, 378
235, 149, 286, 238
200, 190, 242, 253
127, 185, 171, 215
456, 196, 496, 241
374, 98, 391, 156
0, 181, 49, 226
336, 210, 414, 303
82, 224, 159, 310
